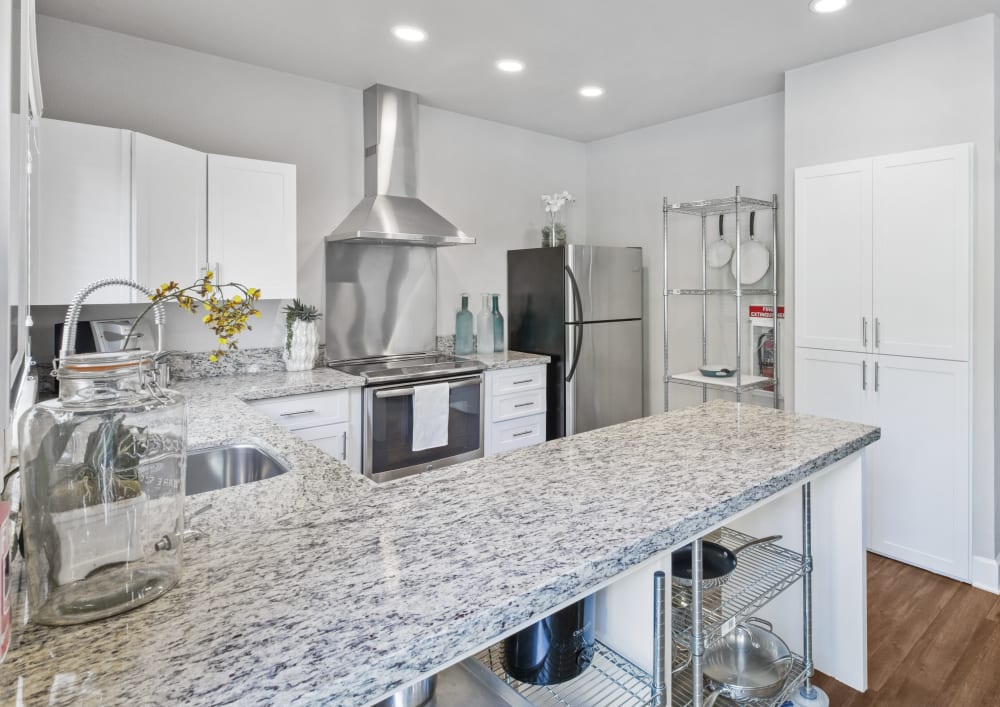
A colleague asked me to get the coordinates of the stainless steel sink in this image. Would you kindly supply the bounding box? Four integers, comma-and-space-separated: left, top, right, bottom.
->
185, 444, 290, 496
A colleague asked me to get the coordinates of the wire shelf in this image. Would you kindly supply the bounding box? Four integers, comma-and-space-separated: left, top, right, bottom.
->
671, 653, 807, 707
665, 289, 778, 297
663, 196, 776, 217
671, 527, 804, 648
476, 640, 655, 707
667, 372, 776, 393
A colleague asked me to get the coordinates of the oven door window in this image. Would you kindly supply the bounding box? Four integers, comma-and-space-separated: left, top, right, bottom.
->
370, 381, 481, 476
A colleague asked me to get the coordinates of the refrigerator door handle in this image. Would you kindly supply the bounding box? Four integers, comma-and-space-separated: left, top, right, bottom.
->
565, 266, 585, 382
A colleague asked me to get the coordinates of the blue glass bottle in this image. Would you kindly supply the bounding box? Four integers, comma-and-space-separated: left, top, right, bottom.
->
492, 293, 505, 352
455, 293, 473, 355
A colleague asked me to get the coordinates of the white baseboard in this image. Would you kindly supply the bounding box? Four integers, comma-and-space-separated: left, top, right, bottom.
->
971, 554, 1000, 594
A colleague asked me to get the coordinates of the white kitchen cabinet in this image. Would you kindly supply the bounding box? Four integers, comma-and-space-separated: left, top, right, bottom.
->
249, 388, 362, 472
872, 145, 971, 361
794, 158, 872, 353
484, 365, 548, 456
133, 133, 207, 293
207, 154, 296, 299
33, 118, 132, 304
795, 348, 970, 581
793, 144, 971, 361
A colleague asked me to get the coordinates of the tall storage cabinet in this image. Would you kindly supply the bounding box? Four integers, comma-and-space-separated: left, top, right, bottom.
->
794, 143, 972, 581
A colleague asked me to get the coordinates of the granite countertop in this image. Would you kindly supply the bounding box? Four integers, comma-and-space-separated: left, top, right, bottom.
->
1, 371, 878, 706
458, 350, 550, 369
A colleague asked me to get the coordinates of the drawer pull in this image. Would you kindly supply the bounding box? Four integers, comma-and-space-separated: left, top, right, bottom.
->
280, 409, 316, 417
512, 378, 533, 385
514, 402, 534, 408
512, 430, 533, 438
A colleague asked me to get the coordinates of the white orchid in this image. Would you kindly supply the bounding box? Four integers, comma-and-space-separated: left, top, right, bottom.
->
541, 190, 575, 214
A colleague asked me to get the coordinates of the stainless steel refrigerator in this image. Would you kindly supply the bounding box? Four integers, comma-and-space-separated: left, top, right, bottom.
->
508, 245, 643, 439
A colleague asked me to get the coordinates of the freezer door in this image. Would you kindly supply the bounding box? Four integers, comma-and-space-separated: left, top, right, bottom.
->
566, 245, 643, 322
567, 319, 643, 435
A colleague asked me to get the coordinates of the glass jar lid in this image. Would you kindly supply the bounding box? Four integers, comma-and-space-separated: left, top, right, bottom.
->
56, 350, 156, 380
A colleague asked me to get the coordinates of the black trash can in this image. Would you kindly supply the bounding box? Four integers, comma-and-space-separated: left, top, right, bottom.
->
502, 594, 596, 685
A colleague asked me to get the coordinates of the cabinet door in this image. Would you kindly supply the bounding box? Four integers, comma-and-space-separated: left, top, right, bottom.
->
33, 118, 132, 304
133, 133, 207, 297
868, 355, 969, 581
794, 159, 873, 353
207, 154, 296, 299
873, 145, 971, 361
793, 347, 870, 424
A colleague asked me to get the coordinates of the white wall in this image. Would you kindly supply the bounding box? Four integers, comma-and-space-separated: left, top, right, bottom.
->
784, 16, 999, 579
34, 16, 586, 354
586, 93, 784, 414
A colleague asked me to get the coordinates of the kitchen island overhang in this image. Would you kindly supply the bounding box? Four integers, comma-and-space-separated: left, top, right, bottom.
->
1, 393, 879, 706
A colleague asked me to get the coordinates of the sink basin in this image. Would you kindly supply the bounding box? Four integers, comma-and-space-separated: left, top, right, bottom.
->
185, 444, 290, 496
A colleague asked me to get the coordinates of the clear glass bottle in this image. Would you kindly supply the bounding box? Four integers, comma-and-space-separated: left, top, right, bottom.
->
455, 293, 474, 356
18, 350, 186, 625
476, 292, 494, 354
492, 293, 505, 352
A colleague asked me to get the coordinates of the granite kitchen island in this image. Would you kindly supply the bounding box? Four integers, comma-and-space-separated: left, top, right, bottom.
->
0, 381, 879, 706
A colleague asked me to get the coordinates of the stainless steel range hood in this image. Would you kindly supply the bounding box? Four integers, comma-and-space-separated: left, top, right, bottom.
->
328, 84, 475, 246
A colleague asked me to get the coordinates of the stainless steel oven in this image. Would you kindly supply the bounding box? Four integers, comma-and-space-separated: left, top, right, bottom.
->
364, 373, 484, 482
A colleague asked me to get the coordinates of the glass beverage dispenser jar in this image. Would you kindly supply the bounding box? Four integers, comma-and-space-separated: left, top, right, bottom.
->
18, 350, 186, 625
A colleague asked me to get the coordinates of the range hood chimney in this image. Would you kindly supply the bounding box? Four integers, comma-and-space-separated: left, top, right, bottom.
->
328, 84, 475, 246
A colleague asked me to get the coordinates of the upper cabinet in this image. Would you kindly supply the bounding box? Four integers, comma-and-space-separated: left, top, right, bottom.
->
33, 119, 132, 304
207, 154, 296, 299
133, 133, 207, 291
794, 144, 971, 361
32, 118, 297, 305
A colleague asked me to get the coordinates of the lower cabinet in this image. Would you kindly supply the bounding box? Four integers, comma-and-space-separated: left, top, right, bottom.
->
485, 365, 548, 456
794, 347, 970, 581
249, 388, 362, 472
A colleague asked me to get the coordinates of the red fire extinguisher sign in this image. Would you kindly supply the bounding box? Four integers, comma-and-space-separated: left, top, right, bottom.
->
749, 305, 785, 320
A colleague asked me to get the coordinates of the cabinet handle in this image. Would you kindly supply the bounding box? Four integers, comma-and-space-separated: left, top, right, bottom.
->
512, 378, 533, 385
340, 431, 347, 460
875, 318, 881, 349
514, 402, 534, 408
874, 361, 880, 392
512, 430, 533, 438
280, 409, 315, 417
862, 317, 868, 348
862, 360, 867, 391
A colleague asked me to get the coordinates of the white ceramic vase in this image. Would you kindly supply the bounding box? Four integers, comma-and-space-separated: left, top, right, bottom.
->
284, 320, 318, 371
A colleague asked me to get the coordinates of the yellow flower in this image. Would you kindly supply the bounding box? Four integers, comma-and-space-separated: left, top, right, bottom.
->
204, 284, 213, 293
205, 271, 214, 279
202, 314, 212, 323
209, 354, 218, 363
254, 310, 262, 318
218, 337, 227, 345
232, 295, 242, 304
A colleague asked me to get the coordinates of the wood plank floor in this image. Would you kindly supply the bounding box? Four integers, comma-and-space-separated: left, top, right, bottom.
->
812, 553, 1000, 706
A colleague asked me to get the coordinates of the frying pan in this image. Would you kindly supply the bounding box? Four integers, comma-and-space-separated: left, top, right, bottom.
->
706, 214, 733, 268
671, 535, 782, 589
731, 211, 771, 285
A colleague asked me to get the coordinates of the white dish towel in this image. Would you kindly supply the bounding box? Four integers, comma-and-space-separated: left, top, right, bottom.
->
411, 382, 450, 451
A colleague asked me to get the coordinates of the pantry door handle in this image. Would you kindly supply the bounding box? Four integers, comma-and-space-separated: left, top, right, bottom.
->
874, 361, 880, 392
862, 317, 868, 348
875, 318, 881, 349
862, 360, 867, 391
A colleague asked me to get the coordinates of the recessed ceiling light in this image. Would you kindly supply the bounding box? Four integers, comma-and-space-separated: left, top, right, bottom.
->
392, 25, 427, 42
579, 86, 605, 98
496, 59, 525, 73
809, 0, 852, 13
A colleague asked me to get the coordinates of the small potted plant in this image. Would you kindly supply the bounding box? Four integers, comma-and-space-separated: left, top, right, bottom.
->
283, 299, 322, 371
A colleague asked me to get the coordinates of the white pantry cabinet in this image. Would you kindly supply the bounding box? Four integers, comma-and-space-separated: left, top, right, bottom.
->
484, 365, 548, 456
34, 118, 298, 304
208, 154, 296, 299
133, 133, 207, 291
794, 144, 971, 361
794, 348, 970, 581
33, 118, 132, 304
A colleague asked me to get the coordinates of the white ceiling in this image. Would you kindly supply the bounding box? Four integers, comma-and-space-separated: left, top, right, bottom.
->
36, 0, 1000, 142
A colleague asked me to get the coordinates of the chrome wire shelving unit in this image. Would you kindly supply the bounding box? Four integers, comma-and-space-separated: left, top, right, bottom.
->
663, 188, 780, 409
